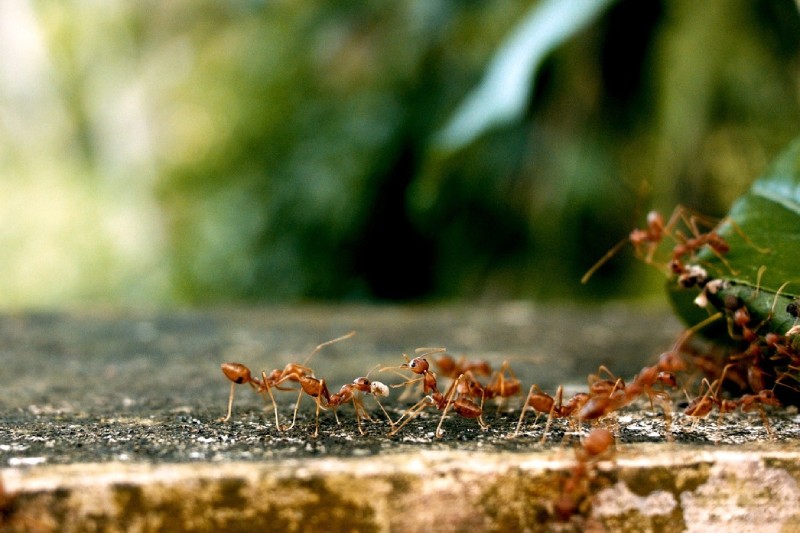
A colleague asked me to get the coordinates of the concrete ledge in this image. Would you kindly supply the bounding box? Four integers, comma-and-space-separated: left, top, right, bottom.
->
4, 446, 800, 532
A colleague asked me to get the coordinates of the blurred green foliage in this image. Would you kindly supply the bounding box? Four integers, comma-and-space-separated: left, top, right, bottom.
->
1, 0, 799, 306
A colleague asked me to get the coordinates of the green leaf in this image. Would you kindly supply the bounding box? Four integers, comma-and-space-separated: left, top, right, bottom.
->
434, 0, 616, 151
668, 136, 800, 337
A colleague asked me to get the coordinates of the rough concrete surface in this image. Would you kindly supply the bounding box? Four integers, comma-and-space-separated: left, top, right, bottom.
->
1, 303, 799, 532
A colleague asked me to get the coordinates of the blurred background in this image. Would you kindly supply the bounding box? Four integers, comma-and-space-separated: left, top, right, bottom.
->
1, 0, 799, 308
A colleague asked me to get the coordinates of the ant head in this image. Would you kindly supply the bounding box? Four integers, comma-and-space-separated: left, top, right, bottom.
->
758, 390, 781, 406
629, 228, 648, 247
656, 371, 678, 388
407, 357, 429, 374
657, 350, 686, 372
352, 377, 371, 392
765, 332, 782, 347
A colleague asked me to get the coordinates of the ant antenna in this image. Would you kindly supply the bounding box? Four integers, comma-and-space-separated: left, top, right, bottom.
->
302, 330, 356, 366
769, 281, 793, 317
672, 311, 723, 352
754, 265, 767, 297
581, 238, 628, 284
414, 347, 447, 357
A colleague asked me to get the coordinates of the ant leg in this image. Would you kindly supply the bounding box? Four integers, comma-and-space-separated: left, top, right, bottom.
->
654, 391, 673, 441
357, 398, 375, 423
539, 404, 557, 445
371, 395, 396, 430
511, 384, 542, 438
705, 245, 739, 275
512, 384, 536, 437
435, 375, 463, 439
312, 389, 323, 439
285, 389, 304, 431
757, 405, 775, 439
540, 386, 563, 444
720, 217, 770, 254
261, 371, 282, 430
388, 397, 430, 437
351, 396, 365, 436
478, 390, 489, 430
220, 382, 236, 422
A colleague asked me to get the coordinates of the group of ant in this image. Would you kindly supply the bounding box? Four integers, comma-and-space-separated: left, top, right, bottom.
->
218, 305, 794, 445
215, 206, 799, 523
220, 206, 797, 442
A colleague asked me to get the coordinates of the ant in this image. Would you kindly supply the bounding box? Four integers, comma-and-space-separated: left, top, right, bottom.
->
289, 373, 392, 438
219, 331, 355, 432
388, 374, 487, 438
450, 360, 521, 414
388, 348, 446, 402
433, 373, 489, 438
433, 353, 492, 381
482, 361, 522, 411
383, 352, 487, 438
573, 362, 678, 441
553, 427, 615, 522
512, 385, 589, 442
326, 370, 394, 435
684, 364, 782, 436
581, 206, 764, 284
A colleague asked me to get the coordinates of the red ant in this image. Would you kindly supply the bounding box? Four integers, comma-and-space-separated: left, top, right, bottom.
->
684, 364, 782, 436
449, 360, 521, 413
383, 352, 487, 438
570, 362, 678, 443
553, 427, 615, 522
389, 375, 487, 438
512, 385, 589, 442
326, 370, 394, 435
219, 331, 355, 433
574, 358, 678, 419
388, 348, 446, 402
278, 366, 392, 438
482, 361, 522, 411
433, 353, 492, 381
581, 206, 764, 284
434, 373, 489, 438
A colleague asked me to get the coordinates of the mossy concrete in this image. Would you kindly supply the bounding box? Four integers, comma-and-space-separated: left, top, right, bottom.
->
4, 447, 800, 532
